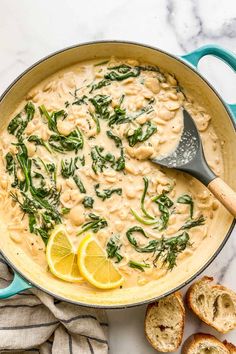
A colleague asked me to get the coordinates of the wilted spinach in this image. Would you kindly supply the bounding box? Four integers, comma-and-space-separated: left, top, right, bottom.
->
127, 121, 157, 147
95, 184, 122, 201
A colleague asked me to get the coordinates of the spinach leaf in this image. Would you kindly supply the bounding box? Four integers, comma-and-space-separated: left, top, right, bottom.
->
79, 155, 85, 166
108, 106, 127, 126
5, 152, 18, 187
46, 162, 56, 173
106, 130, 125, 170
5, 152, 15, 175
91, 145, 125, 174
15, 143, 32, 192
89, 95, 111, 120
10, 188, 61, 245
31, 171, 49, 198
14, 143, 60, 210
61, 157, 78, 178
105, 64, 140, 81
91, 146, 115, 174
128, 260, 150, 272
37, 159, 56, 184
126, 228, 190, 270
7, 114, 22, 136
153, 232, 190, 269
127, 121, 157, 147
8, 102, 35, 139
141, 177, 155, 220
89, 79, 111, 93
28, 135, 52, 153
60, 157, 86, 192
25, 102, 36, 121
103, 64, 162, 83
177, 194, 194, 218
109, 98, 154, 126
95, 184, 122, 201
10, 191, 40, 216
30, 186, 61, 219
138, 65, 160, 72
114, 148, 125, 171
72, 95, 87, 106
61, 207, 70, 215
7, 141, 62, 244
106, 130, 122, 147
106, 236, 123, 263
82, 196, 94, 208
48, 128, 83, 153
77, 213, 107, 235
179, 215, 205, 230
39, 105, 66, 133
152, 192, 174, 230
131, 209, 158, 225
126, 226, 149, 247
73, 175, 86, 193
90, 113, 100, 134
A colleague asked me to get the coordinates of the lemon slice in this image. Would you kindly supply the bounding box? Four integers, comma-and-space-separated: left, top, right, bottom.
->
77, 234, 124, 289
46, 225, 83, 282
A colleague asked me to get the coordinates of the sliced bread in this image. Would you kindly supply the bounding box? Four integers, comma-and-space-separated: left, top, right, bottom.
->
186, 276, 236, 333
145, 292, 185, 352
223, 340, 236, 354
182, 333, 231, 354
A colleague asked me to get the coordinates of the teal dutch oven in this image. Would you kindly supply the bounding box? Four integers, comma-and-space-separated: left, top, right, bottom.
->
0, 42, 235, 308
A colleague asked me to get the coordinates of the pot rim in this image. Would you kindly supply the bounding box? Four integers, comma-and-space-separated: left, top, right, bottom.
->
0, 39, 235, 309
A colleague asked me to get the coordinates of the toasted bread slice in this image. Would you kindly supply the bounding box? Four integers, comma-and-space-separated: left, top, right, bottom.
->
186, 276, 236, 333
182, 333, 230, 354
223, 340, 236, 353
145, 292, 185, 352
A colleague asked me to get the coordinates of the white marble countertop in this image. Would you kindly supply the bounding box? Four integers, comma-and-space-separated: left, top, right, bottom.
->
1, 0, 236, 352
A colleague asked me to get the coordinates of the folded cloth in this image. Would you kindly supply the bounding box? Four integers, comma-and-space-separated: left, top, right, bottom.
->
0, 257, 108, 354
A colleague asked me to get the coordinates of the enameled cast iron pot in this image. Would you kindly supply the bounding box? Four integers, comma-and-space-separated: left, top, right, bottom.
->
0, 41, 235, 308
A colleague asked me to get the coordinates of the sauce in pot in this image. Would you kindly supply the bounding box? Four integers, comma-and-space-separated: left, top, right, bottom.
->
0, 57, 223, 289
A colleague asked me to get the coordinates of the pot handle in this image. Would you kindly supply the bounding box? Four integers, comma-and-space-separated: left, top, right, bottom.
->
181, 44, 236, 120
0, 272, 32, 299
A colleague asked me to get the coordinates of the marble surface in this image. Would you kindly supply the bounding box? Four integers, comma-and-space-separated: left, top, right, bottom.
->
1, 0, 236, 352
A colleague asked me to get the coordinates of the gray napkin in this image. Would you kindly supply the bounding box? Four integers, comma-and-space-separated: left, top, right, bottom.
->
0, 257, 108, 354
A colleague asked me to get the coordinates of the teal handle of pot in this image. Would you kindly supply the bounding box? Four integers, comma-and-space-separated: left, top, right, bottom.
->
181, 44, 236, 120
0, 272, 32, 299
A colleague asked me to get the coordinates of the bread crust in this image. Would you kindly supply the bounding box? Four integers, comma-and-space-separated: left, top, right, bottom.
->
145, 292, 185, 352
186, 276, 236, 333
223, 340, 236, 353
182, 333, 230, 354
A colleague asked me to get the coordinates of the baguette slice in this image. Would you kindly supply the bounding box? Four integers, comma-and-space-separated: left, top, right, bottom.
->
223, 340, 236, 353
186, 276, 236, 333
145, 292, 185, 352
182, 333, 230, 354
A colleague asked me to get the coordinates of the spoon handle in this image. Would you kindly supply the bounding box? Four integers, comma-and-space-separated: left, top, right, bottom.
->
208, 178, 236, 217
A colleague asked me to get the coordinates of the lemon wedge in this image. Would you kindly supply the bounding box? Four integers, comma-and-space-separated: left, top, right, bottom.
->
77, 234, 124, 289
46, 225, 83, 282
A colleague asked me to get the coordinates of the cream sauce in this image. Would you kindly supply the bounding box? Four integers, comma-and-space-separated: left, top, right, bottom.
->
0, 57, 223, 289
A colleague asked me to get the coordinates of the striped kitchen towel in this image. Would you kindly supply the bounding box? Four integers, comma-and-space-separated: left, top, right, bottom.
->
0, 257, 108, 354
